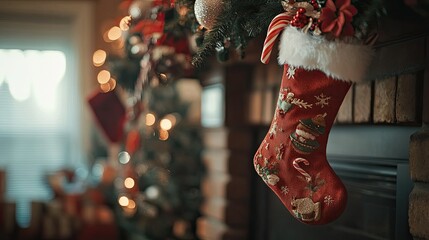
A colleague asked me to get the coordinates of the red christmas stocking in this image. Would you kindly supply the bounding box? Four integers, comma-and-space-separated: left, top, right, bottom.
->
254, 12, 373, 224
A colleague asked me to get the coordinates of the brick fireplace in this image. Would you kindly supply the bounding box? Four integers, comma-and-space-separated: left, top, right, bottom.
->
196, 1, 429, 239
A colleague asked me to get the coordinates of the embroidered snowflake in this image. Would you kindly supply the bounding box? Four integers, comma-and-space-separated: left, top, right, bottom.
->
324, 195, 334, 206
315, 93, 331, 108
281, 186, 289, 195
287, 66, 296, 79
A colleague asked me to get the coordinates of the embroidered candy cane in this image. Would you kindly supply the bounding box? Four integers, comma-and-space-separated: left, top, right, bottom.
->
293, 158, 312, 182
261, 12, 292, 64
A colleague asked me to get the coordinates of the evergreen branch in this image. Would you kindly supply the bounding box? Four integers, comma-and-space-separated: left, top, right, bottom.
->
191, 0, 284, 66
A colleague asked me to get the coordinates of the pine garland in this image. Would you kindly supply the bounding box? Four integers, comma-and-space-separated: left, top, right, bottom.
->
177, 0, 386, 67
177, 0, 283, 66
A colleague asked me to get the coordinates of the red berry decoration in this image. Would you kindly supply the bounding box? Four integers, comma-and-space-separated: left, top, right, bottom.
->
290, 7, 310, 29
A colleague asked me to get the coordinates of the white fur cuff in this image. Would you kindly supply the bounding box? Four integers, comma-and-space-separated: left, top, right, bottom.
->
278, 27, 373, 83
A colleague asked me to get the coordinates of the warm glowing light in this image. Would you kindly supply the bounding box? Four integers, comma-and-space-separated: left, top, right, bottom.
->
107, 26, 122, 41
160, 119, 172, 131
93, 49, 107, 67
124, 177, 135, 189
97, 70, 111, 84
100, 83, 111, 92
100, 78, 116, 92
118, 151, 131, 164
118, 196, 129, 207
159, 129, 169, 141
119, 16, 132, 31
108, 78, 117, 90
145, 113, 156, 126
164, 114, 177, 127
128, 199, 136, 209
103, 31, 111, 43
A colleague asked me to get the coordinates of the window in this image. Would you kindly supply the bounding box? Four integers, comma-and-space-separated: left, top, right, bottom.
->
0, 49, 83, 227
0, 1, 92, 228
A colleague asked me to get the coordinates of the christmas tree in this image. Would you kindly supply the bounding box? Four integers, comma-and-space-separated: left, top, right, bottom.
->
88, 1, 204, 239
112, 80, 204, 240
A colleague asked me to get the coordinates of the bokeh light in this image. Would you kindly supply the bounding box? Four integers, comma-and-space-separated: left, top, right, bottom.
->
160, 118, 172, 130
119, 16, 132, 31
93, 49, 107, 67
118, 151, 131, 164
145, 113, 156, 126
100, 83, 111, 92
108, 78, 117, 90
124, 177, 135, 189
118, 196, 129, 207
107, 26, 122, 41
128, 199, 136, 209
145, 186, 160, 199
97, 70, 111, 84
164, 114, 177, 126
159, 129, 169, 141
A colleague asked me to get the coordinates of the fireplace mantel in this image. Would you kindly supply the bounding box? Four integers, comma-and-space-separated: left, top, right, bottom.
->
197, 1, 429, 239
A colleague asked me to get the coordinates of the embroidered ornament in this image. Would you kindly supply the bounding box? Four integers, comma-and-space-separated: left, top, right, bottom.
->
290, 114, 326, 154
267, 174, 280, 186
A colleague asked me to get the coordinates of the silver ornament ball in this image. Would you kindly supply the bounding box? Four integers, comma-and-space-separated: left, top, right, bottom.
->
194, 0, 223, 30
